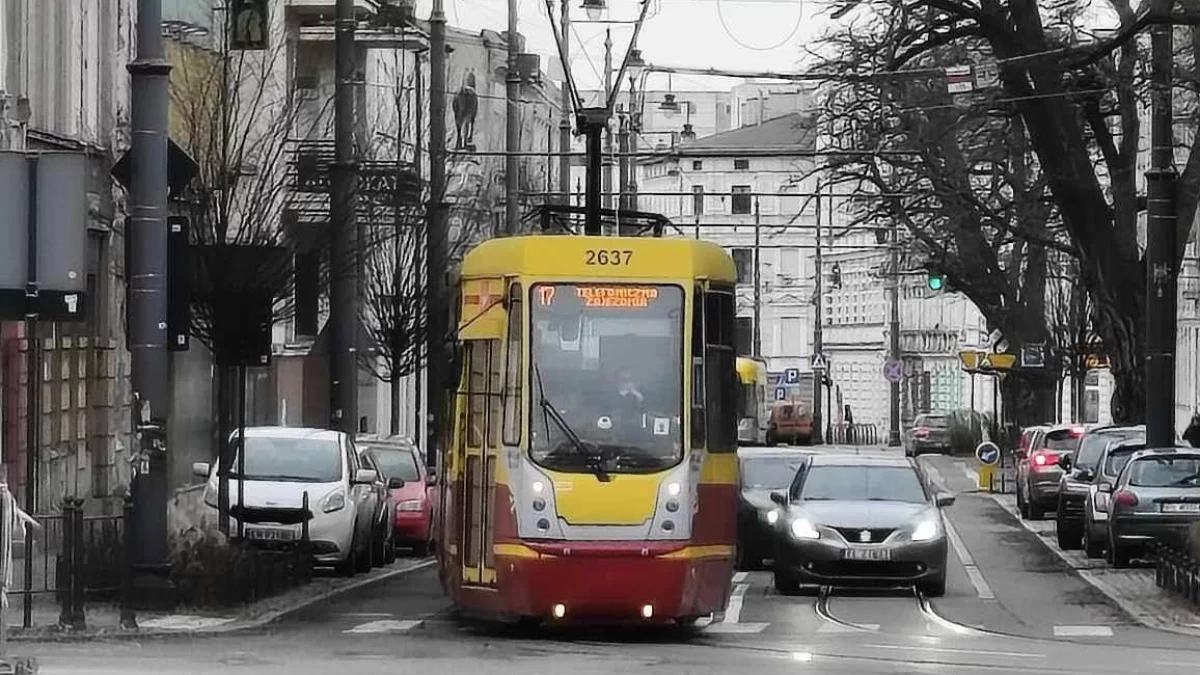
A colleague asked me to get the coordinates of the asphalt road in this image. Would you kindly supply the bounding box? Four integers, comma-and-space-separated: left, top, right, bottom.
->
21, 447, 1200, 675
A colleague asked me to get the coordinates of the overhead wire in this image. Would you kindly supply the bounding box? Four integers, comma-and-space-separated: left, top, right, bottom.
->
714, 0, 804, 52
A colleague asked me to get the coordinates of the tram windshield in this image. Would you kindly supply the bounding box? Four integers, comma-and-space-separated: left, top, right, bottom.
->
529, 283, 685, 475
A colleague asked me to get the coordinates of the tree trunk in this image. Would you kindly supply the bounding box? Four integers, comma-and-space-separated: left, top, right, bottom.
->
390, 376, 402, 436
1091, 284, 1146, 424
1000, 371, 1058, 429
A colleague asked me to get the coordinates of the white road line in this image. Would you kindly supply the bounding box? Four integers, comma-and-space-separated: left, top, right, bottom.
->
1053, 625, 1114, 637
721, 582, 749, 624
704, 622, 769, 634
818, 622, 879, 633
862, 643, 1044, 659
344, 619, 423, 634
941, 516, 996, 600
334, 612, 393, 618
733, 571, 749, 583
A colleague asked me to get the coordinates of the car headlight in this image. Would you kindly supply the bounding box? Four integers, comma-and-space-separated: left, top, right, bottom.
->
322, 490, 346, 513
790, 518, 820, 539
765, 509, 779, 525
397, 499, 423, 512
911, 519, 939, 542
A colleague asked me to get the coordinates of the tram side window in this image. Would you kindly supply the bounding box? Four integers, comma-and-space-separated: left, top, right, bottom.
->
705, 288, 737, 453
465, 341, 492, 449
502, 284, 523, 446
691, 285, 707, 449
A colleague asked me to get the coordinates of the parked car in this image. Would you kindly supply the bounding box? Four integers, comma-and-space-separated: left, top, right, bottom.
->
356, 446, 398, 565
903, 414, 951, 457
735, 447, 814, 570
1017, 424, 1083, 520
362, 440, 436, 556
1055, 425, 1145, 550
767, 403, 813, 445
1104, 446, 1200, 567
193, 427, 385, 576
769, 454, 954, 597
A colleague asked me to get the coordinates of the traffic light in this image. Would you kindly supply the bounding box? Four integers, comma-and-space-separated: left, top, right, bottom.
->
927, 272, 945, 291
829, 262, 842, 289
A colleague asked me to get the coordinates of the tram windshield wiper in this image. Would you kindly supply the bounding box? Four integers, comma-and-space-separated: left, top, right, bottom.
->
534, 364, 610, 482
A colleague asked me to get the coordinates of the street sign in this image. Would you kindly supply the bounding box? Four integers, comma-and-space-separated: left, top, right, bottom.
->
974, 60, 1000, 89
811, 353, 827, 370
958, 350, 1017, 372
1021, 344, 1045, 368
774, 387, 787, 402
975, 441, 1001, 466
945, 65, 974, 94
784, 368, 800, 384
883, 359, 904, 383
111, 137, 199, 196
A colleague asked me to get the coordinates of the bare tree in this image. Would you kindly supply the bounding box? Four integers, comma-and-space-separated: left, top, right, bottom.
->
1046, 253, 1097, 422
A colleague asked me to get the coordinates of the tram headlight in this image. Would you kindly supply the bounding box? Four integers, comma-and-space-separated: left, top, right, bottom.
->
666, 482, 681, 497
532, 480, 545, 494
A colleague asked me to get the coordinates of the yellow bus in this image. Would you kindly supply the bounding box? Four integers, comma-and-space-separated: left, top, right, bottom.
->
735, 357, 769, 445
435, 234, 739, 627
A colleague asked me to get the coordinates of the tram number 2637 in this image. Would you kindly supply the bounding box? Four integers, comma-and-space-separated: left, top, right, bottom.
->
584, 249, 633, 266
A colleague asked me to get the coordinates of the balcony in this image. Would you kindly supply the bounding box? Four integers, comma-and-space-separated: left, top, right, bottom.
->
290, 0, 429, 50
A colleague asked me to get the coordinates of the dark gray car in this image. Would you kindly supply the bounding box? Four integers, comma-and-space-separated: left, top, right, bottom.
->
1104, 447, 1200, 567
1056, 425, 1144, 550
769, 454, 955, 597
904, 414, 951, 456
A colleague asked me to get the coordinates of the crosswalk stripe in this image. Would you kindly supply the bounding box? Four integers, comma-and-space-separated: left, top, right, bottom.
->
344, 619, 423, 634
704, 622, 769, 634
1053, 625, 1113, 637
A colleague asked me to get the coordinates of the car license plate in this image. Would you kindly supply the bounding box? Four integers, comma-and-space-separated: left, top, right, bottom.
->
245, 526, 298, 542
1162, 503, 1200, 513
844, 547, 891, 561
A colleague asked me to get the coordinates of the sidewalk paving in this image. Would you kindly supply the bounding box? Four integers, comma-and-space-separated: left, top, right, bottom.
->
5, 557, 436, 641
956, 459, 1200, 637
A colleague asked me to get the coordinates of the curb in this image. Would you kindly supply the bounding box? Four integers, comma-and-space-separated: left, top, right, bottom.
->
8, 558, 437, 642
957, 461, 1200, 639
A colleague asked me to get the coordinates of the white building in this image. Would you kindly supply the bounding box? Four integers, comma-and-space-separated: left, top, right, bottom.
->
637, 112, 820, 374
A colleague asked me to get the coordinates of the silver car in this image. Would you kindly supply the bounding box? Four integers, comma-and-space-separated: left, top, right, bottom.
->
769, 454, 955, 597
1103, 446, 1200, 567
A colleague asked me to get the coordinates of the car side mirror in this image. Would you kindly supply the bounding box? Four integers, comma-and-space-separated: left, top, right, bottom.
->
1098, 482, 1114, 494
426, 474, 438, 486
935, 493, 956, 508
192, 462, 211, 479
387, 477, 405, 489
353, 468, 378, 485
769, 490, 787, 506
1059, 454, 1073, 471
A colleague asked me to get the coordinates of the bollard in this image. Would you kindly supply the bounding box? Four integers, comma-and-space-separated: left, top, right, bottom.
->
119, 495, 137, 629
70, 501, 85, 631
57, 499, 76, 628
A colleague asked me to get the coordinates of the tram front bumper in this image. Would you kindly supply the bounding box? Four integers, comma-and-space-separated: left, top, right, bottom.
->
497, 543, 732, 621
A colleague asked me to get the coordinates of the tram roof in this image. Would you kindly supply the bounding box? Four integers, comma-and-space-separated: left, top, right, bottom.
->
459, 235, 738, 282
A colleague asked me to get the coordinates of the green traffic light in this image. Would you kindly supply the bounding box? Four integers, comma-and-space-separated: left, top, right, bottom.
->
927, 274, 945, 291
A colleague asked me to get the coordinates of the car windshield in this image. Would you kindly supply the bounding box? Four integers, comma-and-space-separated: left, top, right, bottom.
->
229, 436, 343, 483
1076, 431, 1142, 472
371, 449, 421, 482
529, 283, 685, 474
1103, 446, 1143, 478
1127, 455, 1200, 487
1043, 429, 1082, 452
797, 465, 927, 503
741, 457, 806, 490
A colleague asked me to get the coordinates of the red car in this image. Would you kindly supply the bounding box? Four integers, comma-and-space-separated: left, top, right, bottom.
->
364, 442, 435, 556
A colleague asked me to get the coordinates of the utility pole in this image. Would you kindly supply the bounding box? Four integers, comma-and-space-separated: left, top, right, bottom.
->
602, 29, 614, 212
1145, 0, 1177, 447
812, 185, 824, 445
579, 108, 606, 235
558, 0, 572, 205
617, 112, 630, 212
127, 0, 172, 590
627, 77, 639, 211
888, 223, 902, 447
426, 0, 449, 469
505, 0, 521, 234
753, 199, 762, 356
330, 0, 359, 436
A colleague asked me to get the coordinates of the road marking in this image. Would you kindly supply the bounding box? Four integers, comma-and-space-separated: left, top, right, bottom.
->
344, 619, 423, 634
334, 612, 393, 618
862, 643, 1044, 659
137, 615, 238, 631
704, 621, 769, 634
733, 571, 749, 583
818, 622, 879, 633
721, 582, 749, 624
1053, 625, 1113, 637
941, 515, 996, 600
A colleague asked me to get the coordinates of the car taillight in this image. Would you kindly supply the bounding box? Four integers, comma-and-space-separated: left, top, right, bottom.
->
1113, 490, 1138, 507
1033, 452, 1049, 466
915, 427, 930, 438
1070, 426, 1085, 437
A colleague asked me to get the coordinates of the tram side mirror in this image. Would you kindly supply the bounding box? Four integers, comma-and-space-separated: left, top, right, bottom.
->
769, 491, 788, 506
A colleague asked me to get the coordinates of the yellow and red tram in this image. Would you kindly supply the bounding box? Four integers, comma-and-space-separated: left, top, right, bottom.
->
434, 234, 740, 625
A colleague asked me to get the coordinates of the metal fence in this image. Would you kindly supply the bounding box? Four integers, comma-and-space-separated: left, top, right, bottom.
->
1153, 540, 1200, 608
829, 423, 880, 446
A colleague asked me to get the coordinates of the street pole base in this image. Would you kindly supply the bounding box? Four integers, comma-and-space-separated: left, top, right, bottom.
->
0, 657, 38, 674
887, 434, 902, 447
130, 566, 178, 612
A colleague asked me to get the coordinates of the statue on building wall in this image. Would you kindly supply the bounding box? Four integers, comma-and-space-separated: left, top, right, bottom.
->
452, 72, 478, 151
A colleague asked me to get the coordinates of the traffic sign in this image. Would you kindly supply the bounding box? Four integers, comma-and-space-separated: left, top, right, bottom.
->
883, 359, 904, 383
811, 353, 827, 370
774, 387, 787, 402
1021, 344, 1045, 368
958, 350, 1017, 372
975, 441, 1001, 466
784, 368, 800, 384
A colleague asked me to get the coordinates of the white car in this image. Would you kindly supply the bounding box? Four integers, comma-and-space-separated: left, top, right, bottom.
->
193, 427, 385, 575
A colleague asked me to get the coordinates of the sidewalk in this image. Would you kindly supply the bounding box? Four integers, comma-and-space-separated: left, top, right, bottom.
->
6, 557, 436, 641
956, 459, 1200, 637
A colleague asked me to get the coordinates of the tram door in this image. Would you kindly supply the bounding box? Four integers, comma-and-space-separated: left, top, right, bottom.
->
457, 279, 505, 587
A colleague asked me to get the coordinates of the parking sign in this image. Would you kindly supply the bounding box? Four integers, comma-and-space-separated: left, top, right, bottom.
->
784, 368, 800, 384
774, 387, 787, 401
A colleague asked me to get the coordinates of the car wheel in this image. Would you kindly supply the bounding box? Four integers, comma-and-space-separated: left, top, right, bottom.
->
356, 531, 374, 573
918, 575, 946, 598
1017, 486, 1030, 519
1027, 500, 1045, 520
1056, 512, 1082, 550
773, 568, 800, 596
1083, 521, 1104, 559
412, 539, 430, 557
338, 534, 360, 577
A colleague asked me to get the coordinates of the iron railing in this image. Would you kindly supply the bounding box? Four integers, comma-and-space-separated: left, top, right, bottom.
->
1153, 539, 1200, 608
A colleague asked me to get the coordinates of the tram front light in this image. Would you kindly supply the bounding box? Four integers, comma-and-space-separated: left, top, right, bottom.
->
641, 604, 654, 619
553, 604, 566, 619
667, 482, 681, 497
532, 480, 545, 494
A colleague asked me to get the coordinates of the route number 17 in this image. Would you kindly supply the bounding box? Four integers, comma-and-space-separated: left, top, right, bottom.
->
585, 249, 633, 265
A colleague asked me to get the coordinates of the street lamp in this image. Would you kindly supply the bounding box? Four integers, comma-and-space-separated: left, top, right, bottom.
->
660, 93, 680, 118
581, 0, 605, 21
627, 48, 646, 80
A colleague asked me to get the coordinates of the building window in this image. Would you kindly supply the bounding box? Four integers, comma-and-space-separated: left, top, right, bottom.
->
692, 160, 703, 171
734, 158, 749, 170
731, 248, 752, 284
731, 185, 752, 214
692, 185, 705, 215
735, 316, 753, 355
